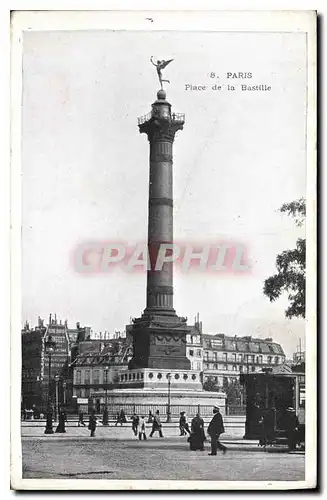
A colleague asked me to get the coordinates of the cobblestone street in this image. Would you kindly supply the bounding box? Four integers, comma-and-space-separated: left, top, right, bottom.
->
21, 430, 305, 481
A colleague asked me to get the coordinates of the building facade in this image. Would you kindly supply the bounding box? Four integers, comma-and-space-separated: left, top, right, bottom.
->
21, 314, 91, 411
202, 333, 285, 388
71, 336, 133, 412
186, 316, 204, 372
22, 314, 286, 412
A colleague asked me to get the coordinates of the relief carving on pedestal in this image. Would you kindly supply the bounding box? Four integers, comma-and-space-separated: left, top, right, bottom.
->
156, 346, 180, 356
155, 334, 182, 344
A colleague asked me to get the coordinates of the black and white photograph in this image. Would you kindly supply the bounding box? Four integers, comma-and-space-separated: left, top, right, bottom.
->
10, 9, 317, 490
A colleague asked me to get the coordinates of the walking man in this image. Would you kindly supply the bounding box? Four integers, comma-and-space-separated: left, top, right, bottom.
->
149, 410, 164, 438
207, 406, 227, 455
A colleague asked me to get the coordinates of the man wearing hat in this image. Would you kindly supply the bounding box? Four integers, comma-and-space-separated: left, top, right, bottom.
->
207, 406, 227, 455
284, 407, 300, 451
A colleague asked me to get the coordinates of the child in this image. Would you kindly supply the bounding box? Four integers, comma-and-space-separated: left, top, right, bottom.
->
138, 415, 147, 440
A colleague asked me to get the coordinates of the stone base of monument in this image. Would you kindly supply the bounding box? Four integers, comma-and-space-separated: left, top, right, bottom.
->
101, 368, 226, 415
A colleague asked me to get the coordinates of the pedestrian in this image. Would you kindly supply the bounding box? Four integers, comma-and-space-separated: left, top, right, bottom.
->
149, 410, 164, 438
283, 407, 300, 452
32, 405, 40, 419
115, 409, 126, 426
207, 406, 227, 455
147, 410, 154, 424
132, 413, 140, 436
55, 409, 66, 433
138, 415, 147, 440
189, 413, 206, 451
179, 411, 191, 436
102, 406, 109, 426
88, 409, 97, 437
78, 410, 86, 427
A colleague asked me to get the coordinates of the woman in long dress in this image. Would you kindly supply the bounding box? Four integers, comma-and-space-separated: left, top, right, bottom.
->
189, 413, 206, 451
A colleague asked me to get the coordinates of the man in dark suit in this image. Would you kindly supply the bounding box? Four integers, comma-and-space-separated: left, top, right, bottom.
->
207, 406, 227, 455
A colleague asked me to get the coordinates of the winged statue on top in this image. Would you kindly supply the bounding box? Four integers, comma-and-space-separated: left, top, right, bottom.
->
150, 57, 174, 90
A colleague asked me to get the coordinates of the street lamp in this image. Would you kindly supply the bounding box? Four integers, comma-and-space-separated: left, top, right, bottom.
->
54, 373, 60, 422
44, 335, 56, 434
102, 366, 109, 426
166, 373, 172, 423
63, 381, 67, 405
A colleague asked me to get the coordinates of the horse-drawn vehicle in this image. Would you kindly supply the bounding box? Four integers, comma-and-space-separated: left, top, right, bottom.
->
240, 367, 305, 450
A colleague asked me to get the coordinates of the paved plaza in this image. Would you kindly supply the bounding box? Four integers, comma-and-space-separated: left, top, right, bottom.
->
21, 424, 305, 481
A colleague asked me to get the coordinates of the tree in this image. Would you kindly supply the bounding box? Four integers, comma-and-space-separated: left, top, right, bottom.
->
223, 378, 243, 405
203, 377, 219, 392
263, 198, 306, 318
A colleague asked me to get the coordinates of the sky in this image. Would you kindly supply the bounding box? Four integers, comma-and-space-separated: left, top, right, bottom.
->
21, 30, 307, 357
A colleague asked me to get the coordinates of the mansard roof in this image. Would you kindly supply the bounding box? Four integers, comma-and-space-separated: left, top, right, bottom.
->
202, 333, 285, 356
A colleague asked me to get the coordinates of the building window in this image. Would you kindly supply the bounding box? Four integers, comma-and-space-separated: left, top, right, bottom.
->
93, 370, 100, 385
267, 356, 272, 364
85, 370, 90, 384
238, 354, 243, 363
240, 365, 243, 373
214, 363, 218, 370
274, 357, 279, 364
232, 365, 237, 371
157, 373, 162, 379
175, 374, 180, 379
128, 373, 132, 380
223, 353, 227, 363
85, 388, 90, 397
204, 351, 209, 361
149, 373, 153, 379
189, 349, 194, 356
183, 374, 188, 380
252, 366, 255, 372
211, 339, 223, 348
196, 349, 202, 357
224, 365, 228, 370
76, 370, 81, 384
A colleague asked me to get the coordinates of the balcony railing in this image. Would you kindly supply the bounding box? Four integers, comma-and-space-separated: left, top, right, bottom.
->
138, 112, 152, 125
137, 111, 185, 126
